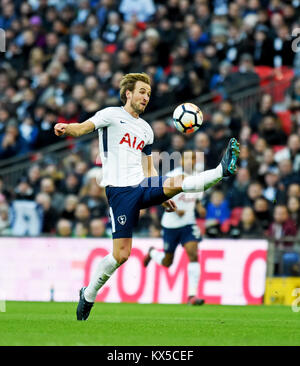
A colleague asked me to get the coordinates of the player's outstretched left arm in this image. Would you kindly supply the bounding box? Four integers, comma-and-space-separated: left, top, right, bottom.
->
54, 120, 95, 138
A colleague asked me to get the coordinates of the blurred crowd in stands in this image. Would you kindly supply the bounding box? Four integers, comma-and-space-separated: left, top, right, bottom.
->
0, 0, 300, 258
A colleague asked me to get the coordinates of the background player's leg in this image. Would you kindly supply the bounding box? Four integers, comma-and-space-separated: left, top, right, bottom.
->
161, 252, 174, 267
84, 238, 131, 302
184, 241, 204, 305
144, 248, 174, 267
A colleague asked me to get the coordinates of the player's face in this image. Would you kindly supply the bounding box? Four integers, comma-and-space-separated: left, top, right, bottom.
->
130, 81, 151, 114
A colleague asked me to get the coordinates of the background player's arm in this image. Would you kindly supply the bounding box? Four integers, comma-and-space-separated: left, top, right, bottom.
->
54, 120, 95, 137
142, 155, 158, 177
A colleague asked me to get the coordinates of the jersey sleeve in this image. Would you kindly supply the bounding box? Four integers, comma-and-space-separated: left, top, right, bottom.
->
142, 124, 154, 155
142, 144, 152, 156
89, 108, 111, 130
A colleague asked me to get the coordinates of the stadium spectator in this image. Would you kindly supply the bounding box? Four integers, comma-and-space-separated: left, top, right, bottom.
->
287, 196, 300, 229
268, 204, 298, 274
257, 147, 277, 178
0, 175, 12, 203
258, 114, 287, 147
209, 124, 230, 161
274, 134, 300, 172
166, 59, 191, 103
273, 24, 295, 67
34, 108, 60, 149
0, 123, 28, 159
218, 100, 243, 138
60, 173, 81, 195
278, 159, 300, 189
268, 205, 297, 245
227, 167, 251, 208
253, 137, 268, 165
39, 176, 65, 213
56, 218, 73, 237
89, 218, 109, 238
60, 194, 79, 223
238, 144, 259, 178
35, 192, 58, 234
187, 23, 209, 56
74, 222, 89, 238
206, 189, 230, 224
119, 0, 155, 22
263, 167, 285, 204
194, 132, 219, 170
0, 108, 12, 134
19, 116, 39, 151
210, 59, 233, 97
11, 177, 42, 236
253, 196, 273, 232
222, 53, 260, 97
229, 206, 263, 239
0, 202, 10, 235
74, 202, 91, 227
252, 25, 274, 67
79, 178, 108, 219
287, 183, 300, 199
151, 120, 171, 153
250, 94, 274, 133
246, 181, 264, 206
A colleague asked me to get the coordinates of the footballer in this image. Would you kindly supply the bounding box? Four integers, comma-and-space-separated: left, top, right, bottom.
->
54, 72, 240, 320
143, 151, 205, 305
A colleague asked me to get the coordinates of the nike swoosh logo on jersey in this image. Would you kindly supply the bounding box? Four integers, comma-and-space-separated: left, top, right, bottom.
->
120, 120, 126, 124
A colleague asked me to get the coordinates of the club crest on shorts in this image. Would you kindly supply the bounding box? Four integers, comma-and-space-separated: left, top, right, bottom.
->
117, 215, 127, 225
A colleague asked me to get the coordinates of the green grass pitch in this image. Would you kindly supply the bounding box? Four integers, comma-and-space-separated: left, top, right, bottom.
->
1, 301, 300, 346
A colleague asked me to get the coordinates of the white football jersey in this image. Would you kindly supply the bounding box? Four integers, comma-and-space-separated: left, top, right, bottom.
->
161, 167, 203, 228
89, 106, 154, 187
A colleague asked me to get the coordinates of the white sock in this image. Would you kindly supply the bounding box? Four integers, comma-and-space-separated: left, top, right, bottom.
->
150, 248, 165, 265
84, 253, 120, 302
188, 262, 200, 297
182, 164, 223, 193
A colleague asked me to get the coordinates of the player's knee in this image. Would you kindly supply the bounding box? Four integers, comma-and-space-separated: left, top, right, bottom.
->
163, 175, 185, 197
115, 251, 130, 265
162, 257, 173, 267
188, 253, 198, 262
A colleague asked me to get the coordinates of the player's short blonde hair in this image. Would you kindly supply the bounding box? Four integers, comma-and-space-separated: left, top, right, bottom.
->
119, 73, 151, 104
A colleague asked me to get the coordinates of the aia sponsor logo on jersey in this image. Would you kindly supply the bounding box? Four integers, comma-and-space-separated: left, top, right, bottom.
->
119, 133, 145, 151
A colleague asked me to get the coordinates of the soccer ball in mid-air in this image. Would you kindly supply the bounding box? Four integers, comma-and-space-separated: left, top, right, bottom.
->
173, 103, 203, 134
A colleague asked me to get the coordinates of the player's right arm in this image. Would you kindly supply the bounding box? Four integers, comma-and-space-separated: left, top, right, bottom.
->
54, 120, 95, 137
54, 108, 112, 137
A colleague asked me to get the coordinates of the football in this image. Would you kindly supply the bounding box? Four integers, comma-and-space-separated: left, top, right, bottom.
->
173, 103, 203, 134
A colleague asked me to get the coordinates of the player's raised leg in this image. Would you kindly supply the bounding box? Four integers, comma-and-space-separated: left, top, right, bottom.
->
76, 238, 131, 321
163, 138, 240, 197
184, 240, 204, 306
